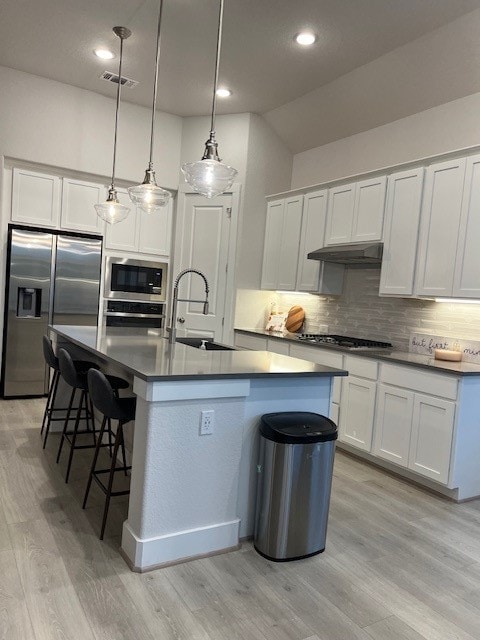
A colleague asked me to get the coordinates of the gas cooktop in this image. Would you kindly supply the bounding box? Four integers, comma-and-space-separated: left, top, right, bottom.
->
297, 334, 393, 350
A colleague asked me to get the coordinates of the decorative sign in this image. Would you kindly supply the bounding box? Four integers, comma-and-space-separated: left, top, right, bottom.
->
409, 333, 480, 363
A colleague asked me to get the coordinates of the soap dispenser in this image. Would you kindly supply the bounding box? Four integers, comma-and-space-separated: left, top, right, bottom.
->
199, 340, 207, 350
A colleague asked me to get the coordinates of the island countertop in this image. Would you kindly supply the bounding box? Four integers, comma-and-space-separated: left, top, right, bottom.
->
50, 325, 348, 382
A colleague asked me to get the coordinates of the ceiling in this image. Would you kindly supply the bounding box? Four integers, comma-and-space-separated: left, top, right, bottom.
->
1, 0, 480, 153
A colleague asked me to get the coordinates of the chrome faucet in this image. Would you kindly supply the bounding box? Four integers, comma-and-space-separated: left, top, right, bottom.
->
167, 269, 210, 344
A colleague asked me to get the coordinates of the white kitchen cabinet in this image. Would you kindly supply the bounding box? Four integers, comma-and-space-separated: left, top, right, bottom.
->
415, 157, 466, 297
267, 338, 290, 355
11, 168, 61, 227
260, 195, 303, 291
60, 178, 104, 234
105, 188, 139, 252
379, 167, 424, 296
409, 394, 455, 484
234, 332, 268, 351
296, 189, 345, 295
324, 177, 386, 246
137, 197, 173, 257
339, 375, 376, 451
324, 183, 355, 245
373, 383, 414, 466
453, 153, 480, 298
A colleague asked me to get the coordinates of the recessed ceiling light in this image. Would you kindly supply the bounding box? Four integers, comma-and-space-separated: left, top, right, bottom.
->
216, 88, 232, 98
295, 32, 317, 46
94, 48, 115, 60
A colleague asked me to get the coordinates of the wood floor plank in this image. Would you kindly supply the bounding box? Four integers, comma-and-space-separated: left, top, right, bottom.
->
0, 549, 36, 640
364, 615, 427, 640
9, 518, 96, 640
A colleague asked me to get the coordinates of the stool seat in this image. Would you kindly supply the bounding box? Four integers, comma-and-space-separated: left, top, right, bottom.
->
105, 375, 130, 392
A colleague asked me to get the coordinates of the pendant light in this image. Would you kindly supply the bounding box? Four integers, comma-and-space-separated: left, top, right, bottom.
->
128, 0, 171, 213
181, 0, 237, 198
95, 26, 131, 224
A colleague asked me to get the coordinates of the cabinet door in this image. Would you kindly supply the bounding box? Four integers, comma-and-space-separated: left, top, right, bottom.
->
339, 376, 376, 451
415, 158, 466, 297
104, 188, 139, 252
11, 168, 61, 227
351, 175, 386, 242
409, 394, 455, 484
277, 195, 303, 290
324, 183, 355, 246
379, 168, 424, 296
61, 178, 104, 233
138, 197, 173, 256
289, 343, 343, 405
453, 154, 480, 298
261, 199, 284, 289
296, 190, 327, 291
373, 384, 414, 467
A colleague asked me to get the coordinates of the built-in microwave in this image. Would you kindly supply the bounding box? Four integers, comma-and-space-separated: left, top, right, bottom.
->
105, 257, 168, 302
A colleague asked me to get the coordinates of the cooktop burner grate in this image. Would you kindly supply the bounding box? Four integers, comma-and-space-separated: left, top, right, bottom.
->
297, 334, 393, 349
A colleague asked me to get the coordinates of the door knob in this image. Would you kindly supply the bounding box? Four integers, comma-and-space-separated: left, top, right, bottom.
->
177, 317, 185, 324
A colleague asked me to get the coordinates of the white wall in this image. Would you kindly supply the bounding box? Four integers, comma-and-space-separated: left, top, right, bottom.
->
0, 65, 183, 189
291, 91, 480, 189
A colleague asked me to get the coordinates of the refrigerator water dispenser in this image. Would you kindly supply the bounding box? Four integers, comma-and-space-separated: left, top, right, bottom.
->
17, 287, 42, 318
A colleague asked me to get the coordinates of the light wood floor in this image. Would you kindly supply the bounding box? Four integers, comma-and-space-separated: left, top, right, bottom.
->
1, 398, 480, 639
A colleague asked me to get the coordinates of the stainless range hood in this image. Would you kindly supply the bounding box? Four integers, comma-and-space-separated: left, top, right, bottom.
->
307, 242, 383, 267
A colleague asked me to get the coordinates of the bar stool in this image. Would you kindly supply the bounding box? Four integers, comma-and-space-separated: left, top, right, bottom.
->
83, 368, 136, 540
56, 348, 129, 483
41, 335, 99, 450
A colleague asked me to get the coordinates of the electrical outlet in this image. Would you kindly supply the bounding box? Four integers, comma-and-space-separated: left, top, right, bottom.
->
200, 410, 214, 435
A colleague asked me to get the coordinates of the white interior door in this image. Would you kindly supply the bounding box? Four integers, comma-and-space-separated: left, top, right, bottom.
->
173, 192, 233, 341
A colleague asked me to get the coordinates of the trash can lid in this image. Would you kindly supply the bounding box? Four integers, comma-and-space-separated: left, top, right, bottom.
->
260, 412, 338, 444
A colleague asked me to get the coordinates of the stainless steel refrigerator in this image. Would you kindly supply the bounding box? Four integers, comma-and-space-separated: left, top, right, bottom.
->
1, 225, 102, 397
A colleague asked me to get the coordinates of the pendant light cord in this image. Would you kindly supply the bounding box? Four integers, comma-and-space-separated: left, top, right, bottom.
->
209, 0, 224, 139
149, 0, 164, 168
111, 32, 127, 189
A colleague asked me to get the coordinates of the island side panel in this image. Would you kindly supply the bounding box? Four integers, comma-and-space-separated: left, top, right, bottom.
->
237, 376, 333, 539
123, 378, 250, 570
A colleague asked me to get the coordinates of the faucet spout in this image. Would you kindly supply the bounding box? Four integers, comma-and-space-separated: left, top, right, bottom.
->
167, 268, 210, 344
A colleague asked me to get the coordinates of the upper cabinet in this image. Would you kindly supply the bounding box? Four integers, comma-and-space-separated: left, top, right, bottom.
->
324, 176, 386, 246
379, 167, 425, 297
11, 168, 61, 228
261, 195, 303, 291
261, 192, 343, 293
60, 178, 105, 234
105, 191, 173, 257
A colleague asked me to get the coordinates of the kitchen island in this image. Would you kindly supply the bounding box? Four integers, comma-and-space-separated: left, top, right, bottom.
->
50, 325, 347, 571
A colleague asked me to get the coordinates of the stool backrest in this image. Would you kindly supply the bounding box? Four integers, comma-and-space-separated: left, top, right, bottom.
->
58, 348, 80, 388
43, 335, 58, 370
87, 368, 116, 417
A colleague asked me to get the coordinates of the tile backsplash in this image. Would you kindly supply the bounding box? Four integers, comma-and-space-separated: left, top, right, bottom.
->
236, 269, 480, 351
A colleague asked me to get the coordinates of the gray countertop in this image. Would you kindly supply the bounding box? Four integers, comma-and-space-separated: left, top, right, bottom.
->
235, 328, 480, 377
50, 325, 348, 382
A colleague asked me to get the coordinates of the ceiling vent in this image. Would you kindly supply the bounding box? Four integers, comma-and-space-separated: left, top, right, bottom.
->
99, 71, 138, 89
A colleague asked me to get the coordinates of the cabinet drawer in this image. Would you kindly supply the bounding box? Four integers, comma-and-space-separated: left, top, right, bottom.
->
289, 344, 343, 403
234, 333, 267, 351
267, 338, 290, 355
344, 355, 378, 380
380, 363, 458, 400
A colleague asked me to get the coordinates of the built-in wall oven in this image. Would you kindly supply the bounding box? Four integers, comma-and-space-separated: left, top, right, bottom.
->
104, 300, 165, 329
105, 257, 168, 302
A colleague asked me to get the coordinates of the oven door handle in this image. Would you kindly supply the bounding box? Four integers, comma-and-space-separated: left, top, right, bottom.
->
105, 312, 165, 319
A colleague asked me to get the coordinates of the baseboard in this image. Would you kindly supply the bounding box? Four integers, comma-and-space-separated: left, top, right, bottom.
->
122, 518, 241, 571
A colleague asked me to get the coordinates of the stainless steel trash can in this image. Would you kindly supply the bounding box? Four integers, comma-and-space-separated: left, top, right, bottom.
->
254, 411, 337, 562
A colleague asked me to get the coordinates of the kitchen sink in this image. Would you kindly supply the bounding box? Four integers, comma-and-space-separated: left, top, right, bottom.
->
175, 337, 235, 351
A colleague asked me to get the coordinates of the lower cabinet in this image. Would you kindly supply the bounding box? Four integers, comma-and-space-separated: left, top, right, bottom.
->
339, 376, 376, 451
234, 332, 268, 350
373, 382, 455, 484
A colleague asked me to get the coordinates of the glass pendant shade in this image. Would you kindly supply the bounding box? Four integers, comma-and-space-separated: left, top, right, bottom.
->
94, 189, 130, 224
128, 167, 170, 213
181, 159, 237, 198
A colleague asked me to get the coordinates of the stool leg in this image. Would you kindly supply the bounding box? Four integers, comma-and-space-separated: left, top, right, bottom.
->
56, 387, 76, 463
40, 368, 55, 436
120, 427, 128, 477
100, 422, 124, 540
82, 415, 108, 510
107, 418, 113, 457
42, 370, 60, 448
84, 391, 96, 446
65, 389, 85, 483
